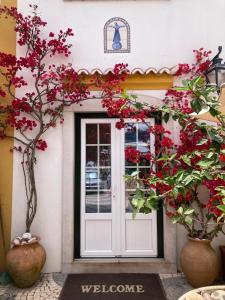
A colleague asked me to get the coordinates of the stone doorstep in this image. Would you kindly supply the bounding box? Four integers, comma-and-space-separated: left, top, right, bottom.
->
62, 258, 177, 274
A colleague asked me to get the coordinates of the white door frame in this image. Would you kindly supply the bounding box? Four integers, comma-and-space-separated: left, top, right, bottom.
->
80, 118, 157, 258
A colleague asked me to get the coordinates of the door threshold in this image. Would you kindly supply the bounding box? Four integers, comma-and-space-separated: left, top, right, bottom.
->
62, 258, 177, 274
74, 257, 161, 263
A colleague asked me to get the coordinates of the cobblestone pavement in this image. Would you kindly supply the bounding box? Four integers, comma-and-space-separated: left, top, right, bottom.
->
0, 274, 64, 300
0, 272, 198, 300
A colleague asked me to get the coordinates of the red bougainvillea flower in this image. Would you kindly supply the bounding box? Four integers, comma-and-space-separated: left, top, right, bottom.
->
125, 146, 141, 163
161, 137, 174, 148
36, 139, 48, 151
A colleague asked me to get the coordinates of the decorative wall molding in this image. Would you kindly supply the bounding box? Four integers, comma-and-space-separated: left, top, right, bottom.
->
77, 66, 177, 75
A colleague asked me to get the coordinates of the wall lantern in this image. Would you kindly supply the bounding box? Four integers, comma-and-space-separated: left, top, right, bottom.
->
205, 46, 225, 92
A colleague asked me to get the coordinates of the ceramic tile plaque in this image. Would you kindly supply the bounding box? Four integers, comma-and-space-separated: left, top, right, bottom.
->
104, 17, 130, 53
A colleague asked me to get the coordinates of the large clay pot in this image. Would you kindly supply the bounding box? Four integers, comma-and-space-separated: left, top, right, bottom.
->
6, 242, 46, 288
180, 237, 219, 288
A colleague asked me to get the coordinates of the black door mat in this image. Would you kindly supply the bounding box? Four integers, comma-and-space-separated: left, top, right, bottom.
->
59, 273, 167, 300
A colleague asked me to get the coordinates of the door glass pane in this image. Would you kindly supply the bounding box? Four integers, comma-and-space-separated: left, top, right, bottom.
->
124, 122, 152, 213
138, 145, 150, 166
125, 191, 135, 213
99, 168, 111, 189
85, 123, 112, 214
86, 146, 97, 167
86, 124, 97, 144
139, 168, 151, 188
125, 168, 138, 189
138, 123, 150, 144
99, 191, 111, 213
99, 146, 111, 166
99, 124, 111, 144
86, 191, 98, 213
85, 168, 98, 190
125, 123, 137, 145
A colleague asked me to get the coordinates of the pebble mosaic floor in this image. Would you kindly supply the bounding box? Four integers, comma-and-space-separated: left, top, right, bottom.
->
0, 272, 198, 300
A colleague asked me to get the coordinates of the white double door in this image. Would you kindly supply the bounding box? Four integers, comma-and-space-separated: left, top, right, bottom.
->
80, 118, 157, 257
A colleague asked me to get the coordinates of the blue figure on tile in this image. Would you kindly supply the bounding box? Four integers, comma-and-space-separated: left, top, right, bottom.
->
109, 22, 125, 50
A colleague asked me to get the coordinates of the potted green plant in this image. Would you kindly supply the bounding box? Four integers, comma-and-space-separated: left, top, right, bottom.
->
103, 48, 225, 287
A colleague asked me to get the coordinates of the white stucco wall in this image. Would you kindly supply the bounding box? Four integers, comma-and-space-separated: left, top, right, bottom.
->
11, 0, 225, 272
17, 0, 225, 71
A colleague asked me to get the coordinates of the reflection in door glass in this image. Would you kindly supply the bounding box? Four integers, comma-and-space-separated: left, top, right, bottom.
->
86, 146, 97, 167
125, 123, 137, 145
99, 168, 111, 190
85, 168, 98, 190
99, 191, 111, 213
124, 122, 152, 213
138, 123, 150, 144
99, 146, 111, 166
86, 191, 98, 213
125, 191, 135, 213
85, 123, 112, 213
86, 124, 97, 144
99, 124, 111, 144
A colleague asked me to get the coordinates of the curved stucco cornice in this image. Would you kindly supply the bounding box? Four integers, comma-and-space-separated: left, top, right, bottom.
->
77, 66, 178, 76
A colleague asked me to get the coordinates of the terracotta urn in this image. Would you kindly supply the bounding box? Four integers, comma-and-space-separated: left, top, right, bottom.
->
6, 241, 46, 288
180, 237, 219, 288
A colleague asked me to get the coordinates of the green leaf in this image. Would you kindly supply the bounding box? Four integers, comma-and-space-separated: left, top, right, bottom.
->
206, 152, 214, 159
176, 172, 184, 182
203, 172, 212, 180
134, 102, 144, 110
177, 206, 183, 215
217, 205, 225, 213
211, 140, 221, 152
196, 139, 208, 146
169, 153, 177, 161
191, 98, 202, 114
184, 208, 194, 215
157, 156, 169, 162
171, 215, 181, 224
163, 112, 170, 123
182, 175, 193, 185
131, 170, 139, 177
181, 155, 191, 166
209, 107, 220, 117
197, 160, 214, 168
209, 131, 223, 144
185, 215, 193, 226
